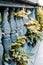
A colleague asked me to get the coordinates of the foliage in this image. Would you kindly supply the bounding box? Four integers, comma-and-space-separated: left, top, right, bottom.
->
13, 8, 31, 18
37, 7, 43, 31
24, 18, 41, 47
10, 37, 31, 65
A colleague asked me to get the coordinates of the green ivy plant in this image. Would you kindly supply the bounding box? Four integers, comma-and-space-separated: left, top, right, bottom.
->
37, 7, 43, 31
24, 18, 42, 47
9, 37, 33, 65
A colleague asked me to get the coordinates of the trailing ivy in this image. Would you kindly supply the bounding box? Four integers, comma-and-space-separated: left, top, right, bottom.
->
10, 37, 32, 65
24, 18, 41, 47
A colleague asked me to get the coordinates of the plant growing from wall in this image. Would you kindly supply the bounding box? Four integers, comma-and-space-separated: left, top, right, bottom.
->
9, 36, 32, 65
37, 7, 43, 31
24, 18, 41, 47
13, 8, 31, 18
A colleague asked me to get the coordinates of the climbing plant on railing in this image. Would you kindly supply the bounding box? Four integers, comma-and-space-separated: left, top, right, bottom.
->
9, 8, 42, 65
13, 8, 31, 18
10, 36, 33, 65
24, 18, 41, 47
37, 7, 43, 31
